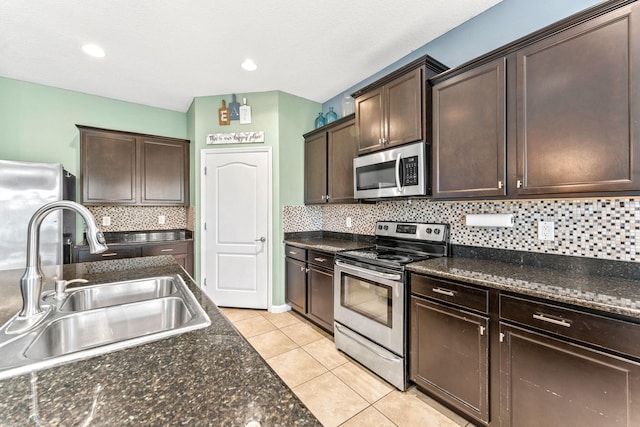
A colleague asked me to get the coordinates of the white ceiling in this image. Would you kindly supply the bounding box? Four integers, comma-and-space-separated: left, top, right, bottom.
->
0, 0, 501, 112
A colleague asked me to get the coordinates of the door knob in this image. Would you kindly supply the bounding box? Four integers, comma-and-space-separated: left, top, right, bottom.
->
255, 237, 266, 242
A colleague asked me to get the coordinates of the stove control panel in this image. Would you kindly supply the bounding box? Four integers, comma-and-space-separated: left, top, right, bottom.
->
376, 221, 449, 242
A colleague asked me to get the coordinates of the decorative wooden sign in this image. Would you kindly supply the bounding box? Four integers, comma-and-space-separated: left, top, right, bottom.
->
218, 100, 230, 125
206, 131, 265, 144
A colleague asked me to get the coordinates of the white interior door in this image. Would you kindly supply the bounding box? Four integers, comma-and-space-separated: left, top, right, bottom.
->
201, 147, 271, 309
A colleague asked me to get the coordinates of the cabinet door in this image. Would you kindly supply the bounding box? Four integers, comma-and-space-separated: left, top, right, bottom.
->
432, 58, 507, 199
500, 323, 640, 427
327, 118, 357, 203
516, 3, 640, 195
81, 130, 137, 204
285, 257, 307, 313
140, 137, 189, 205
356, 87, 384, 154
304, 132, 328, 204
410, 296, 489, 423
307, 266, 334, 332
385, 67, 423, 148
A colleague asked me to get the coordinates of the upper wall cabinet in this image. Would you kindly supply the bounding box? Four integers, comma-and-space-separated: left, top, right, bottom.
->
352, 55, 448, 155
79, 125, 190, 206
304, 115, 358, 204
431, 0, 640, 200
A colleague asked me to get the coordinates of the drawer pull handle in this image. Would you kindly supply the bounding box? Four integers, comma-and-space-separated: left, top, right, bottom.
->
432, 287, 456, 297
314, 257, 327, 263
533, 313, 572, 328
289, 251, 298, 255
160, 248, 174, 252
101, 253, 118, 257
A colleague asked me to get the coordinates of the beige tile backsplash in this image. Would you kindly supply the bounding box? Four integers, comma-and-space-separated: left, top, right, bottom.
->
86, 206, 188, 232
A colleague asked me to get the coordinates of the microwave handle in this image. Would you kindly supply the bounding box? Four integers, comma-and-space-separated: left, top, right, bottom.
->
395, 154, 403, 192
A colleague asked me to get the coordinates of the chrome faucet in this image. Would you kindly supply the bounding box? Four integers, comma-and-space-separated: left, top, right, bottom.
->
18, 201, 108, 318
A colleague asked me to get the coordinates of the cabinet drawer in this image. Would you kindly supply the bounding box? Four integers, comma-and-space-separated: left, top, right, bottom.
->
411, 275, 488, 313
500, 294, 640, 360
285, 245, 306, 262
307, 250, 334, 269
142, 242, 189, 256
76, 246, 140, 262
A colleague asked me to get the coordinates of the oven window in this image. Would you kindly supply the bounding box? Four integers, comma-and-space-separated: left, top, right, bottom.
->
355, 160, 396, 190
340, 273, 393, 327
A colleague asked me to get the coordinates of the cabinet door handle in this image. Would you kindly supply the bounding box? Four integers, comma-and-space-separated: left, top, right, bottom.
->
432, 287, 456, 297
305, 268, 309, 273
498, 180, 504, 189
300, 266, 305, 272
314, 257, 326, 263
289, 251, 298, 255
160, 248, 174, 252
517, 179, 523, 188
101, 253, 119, 257
533, 313, 572, 328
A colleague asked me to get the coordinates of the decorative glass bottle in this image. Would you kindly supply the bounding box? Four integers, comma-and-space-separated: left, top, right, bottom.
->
314, 112, 326, 129
342, 94, 355, 116
326, 107, 338, 123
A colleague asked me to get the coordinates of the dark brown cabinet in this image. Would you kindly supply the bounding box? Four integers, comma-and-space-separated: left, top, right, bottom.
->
410, 275, 489, 423
74, 240, 193, 275
432, 58, 507, 199
284, 245, 334, 333
353, 56, 447, 155
79, 125, 190, 206
500, 294, 640, 427
304, 115, 358, 204
431, 1, 640, 199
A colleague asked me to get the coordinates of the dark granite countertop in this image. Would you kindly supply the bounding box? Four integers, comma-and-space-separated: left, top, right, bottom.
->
0, 257, 321, 426
77, 229, 193, 248
408, 255, 640, 320
284, 231, 374, 254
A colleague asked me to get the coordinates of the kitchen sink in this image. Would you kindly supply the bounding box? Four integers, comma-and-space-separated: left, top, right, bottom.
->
58, 276, 178, 311
0, 274, 210, 380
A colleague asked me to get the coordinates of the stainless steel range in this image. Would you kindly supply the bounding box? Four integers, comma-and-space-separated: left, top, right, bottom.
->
333, 221, 450, 390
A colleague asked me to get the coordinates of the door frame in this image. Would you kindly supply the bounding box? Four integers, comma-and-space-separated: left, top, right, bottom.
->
200, 146, 273, 310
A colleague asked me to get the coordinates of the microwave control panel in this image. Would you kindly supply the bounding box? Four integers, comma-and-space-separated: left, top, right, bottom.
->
403, 156, 419, 185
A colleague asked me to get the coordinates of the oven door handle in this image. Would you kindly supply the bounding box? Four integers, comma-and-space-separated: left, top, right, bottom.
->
335, 323, 400, 362
394, 153, 403, 193
335, 260, 402, 281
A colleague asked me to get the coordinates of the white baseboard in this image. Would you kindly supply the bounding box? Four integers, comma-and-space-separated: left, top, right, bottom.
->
269, 304, 291, 314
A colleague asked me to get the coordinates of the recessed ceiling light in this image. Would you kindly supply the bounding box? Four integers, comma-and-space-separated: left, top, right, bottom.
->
82, 44, 105, 58
241, 59, 257, 71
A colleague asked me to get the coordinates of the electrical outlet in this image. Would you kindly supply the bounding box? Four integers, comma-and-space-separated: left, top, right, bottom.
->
346, 217, 352, 228
538, 221, 555, 241
102, 216, 111, 226
158, 215, 166, 225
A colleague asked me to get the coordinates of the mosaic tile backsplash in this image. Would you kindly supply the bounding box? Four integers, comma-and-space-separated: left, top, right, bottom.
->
283, 198, 640, 262
86, 206, 188, 232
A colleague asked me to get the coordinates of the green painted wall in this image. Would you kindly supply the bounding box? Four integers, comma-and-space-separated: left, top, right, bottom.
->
189, 91, 318, 306
0, 77, 187, 178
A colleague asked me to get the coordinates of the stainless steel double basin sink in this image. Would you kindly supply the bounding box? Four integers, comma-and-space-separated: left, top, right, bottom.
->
0, 275, 210, 380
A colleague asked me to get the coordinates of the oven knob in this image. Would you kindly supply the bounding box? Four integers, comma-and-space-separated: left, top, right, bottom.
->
425, 227, 432, 234
434, 228, 441, 235
378, 225, 383, 230
383, 225, 389, 230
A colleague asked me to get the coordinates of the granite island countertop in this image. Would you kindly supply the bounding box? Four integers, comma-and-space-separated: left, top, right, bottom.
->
408, 255, 640, 320
0, 256, 321, 426
284, 231, 374, 254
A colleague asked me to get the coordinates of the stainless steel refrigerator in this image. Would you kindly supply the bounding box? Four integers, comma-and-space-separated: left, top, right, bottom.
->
0, 160, 75, 271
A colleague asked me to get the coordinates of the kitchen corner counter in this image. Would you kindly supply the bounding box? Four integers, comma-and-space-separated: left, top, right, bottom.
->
408, 255, 640, 320
0, 257, 321, 426
284, 231, 374, 254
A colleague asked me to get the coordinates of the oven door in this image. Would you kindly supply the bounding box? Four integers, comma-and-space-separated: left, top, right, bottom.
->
334, 260, 405, 355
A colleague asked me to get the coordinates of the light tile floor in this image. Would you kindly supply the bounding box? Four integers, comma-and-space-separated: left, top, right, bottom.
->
219, 307, 476, 427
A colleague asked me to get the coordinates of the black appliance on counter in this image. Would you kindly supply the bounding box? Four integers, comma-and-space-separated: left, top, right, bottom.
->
333, 221, 450, 390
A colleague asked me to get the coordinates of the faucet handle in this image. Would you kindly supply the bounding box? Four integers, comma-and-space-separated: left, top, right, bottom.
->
54, 278, 89, 299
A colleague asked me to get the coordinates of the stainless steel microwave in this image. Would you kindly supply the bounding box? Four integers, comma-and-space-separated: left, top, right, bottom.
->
353, 142, 429, 199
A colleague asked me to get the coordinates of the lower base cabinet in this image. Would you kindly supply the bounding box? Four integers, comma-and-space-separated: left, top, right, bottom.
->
74, 240, 194, 275
500, 323, 640, 427
284, 245, 334, 333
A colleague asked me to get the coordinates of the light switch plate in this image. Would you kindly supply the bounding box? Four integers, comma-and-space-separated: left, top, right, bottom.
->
538, 221, 555, 241
158, 215, 166, 225
346, 217, 352, 228
102, 216, 111, 226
